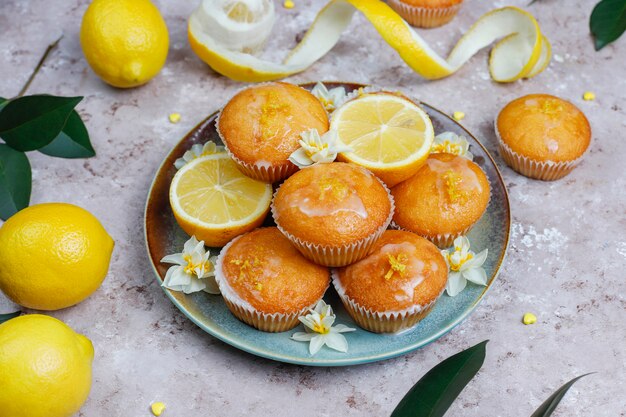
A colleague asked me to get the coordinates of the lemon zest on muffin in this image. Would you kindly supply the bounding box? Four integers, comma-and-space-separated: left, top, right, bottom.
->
230, 257, 263, 282
260, 91, 291, 138
443, 170, 467, 203
318, 177, 349, 201
384, 253, 409, 280
540, 99, 563, 116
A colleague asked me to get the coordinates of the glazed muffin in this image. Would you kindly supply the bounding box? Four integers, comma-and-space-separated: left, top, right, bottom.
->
496, 94, 591, 181
333, 230, 448, 333
215, 227, 329, 332
217, 82, 329, 183
387, 0, 464, 28
391, 153, 490, 248
272, 162, 394, 267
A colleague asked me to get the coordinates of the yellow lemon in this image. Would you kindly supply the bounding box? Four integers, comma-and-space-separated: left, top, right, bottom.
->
0, 203, 114, 310
80, 0, 169, 88
170, 153, 272, 247
0, 314, 94, 417
331, 92, 434, 187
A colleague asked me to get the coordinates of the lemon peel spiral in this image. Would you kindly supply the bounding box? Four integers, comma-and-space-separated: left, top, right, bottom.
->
188, 0, 551, 83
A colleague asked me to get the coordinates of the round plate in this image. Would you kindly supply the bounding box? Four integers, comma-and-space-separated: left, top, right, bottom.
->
144, 82, 511, 366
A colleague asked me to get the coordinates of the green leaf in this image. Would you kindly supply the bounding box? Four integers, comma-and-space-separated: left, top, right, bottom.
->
0, 95, 82, 152
0, 311, 21, 325
39, 110, 95, 158
391, 340, 488, 417
590, 0, 626, 50
0, 144, 31, 220
530, 373, 594, 416
0, 97, 7, 111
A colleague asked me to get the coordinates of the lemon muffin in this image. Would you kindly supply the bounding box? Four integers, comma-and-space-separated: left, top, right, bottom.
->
387, 0, 464, 28
217, 82, 329, 183
333, 230, 447, 333
215, 227, 329, 332
496, 94, 591, 181
272, 162, 394, 267
391, 153, 490, 248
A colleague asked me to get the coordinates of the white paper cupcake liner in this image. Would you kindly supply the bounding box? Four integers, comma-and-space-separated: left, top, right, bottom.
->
271, 173, 395, 267
387, 0, 462, 28
495, 130, 585, 182
390, 221, 473, 249
332, 270, 441, 333
214, 235, 323, 332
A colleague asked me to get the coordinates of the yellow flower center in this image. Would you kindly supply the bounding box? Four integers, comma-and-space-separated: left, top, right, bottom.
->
183, 254, 213, 276
305, 141, 328, 158
385, 253, 409, 280
447, 251, 473, 272
432, 140, 462, 155
312, 322, 330, 334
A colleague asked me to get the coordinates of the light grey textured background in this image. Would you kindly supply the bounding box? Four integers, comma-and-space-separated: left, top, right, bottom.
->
1, 0, 625, 416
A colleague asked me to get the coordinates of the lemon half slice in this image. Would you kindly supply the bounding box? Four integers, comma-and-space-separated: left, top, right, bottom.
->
331, 93, 434, 187
170, 153, 272, 246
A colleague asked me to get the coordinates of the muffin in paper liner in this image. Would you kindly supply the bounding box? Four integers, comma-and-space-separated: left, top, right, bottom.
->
214, 235, 326, 332
496, 129, 585, 181
391, 221, 473, 249
271, 174, 396, 267
387, 0, 463, 28
494, 95, 591, 181
215, 82, 328, 184
391, 154, 492, 249
332, 270, 441, 333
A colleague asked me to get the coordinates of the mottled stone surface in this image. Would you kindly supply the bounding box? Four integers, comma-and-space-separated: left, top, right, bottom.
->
1, 0, 624, 416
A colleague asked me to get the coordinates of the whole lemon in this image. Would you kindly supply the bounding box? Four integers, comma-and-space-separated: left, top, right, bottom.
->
0, 203, 114, 310
0, 314, 94, 417
80, 0, 169, 88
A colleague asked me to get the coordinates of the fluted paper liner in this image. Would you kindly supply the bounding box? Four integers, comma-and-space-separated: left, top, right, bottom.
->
215, 236, 323, 332
387, 0, 463, 28
272, 174, 395, 267
390, 221, 473, 249
332, 270, 441, 333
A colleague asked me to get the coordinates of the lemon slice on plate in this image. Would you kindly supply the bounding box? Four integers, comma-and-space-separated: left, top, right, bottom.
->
331, 93, 434, 187
170, 153, 272, 246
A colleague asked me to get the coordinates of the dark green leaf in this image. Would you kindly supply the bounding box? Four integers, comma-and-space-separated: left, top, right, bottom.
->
530, 373, 594, 417
39, 110, 95, 158
590, 0, 626, 50
0, 311, 21, 325
0, 95, 82, 151
391, 340, 488, 417
0, 144, 31, 220
0, 97, 7, 111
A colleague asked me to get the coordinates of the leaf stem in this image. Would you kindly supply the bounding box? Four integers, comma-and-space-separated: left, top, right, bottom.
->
17, 35, 63, 98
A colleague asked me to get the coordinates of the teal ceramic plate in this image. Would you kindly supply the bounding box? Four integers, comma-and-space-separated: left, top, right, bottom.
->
144, 82, 510, 366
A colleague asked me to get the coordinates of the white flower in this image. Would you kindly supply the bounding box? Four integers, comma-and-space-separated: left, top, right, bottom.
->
431, 132, 473, 160
160, 236, 220, 294
174, 142, 226, 169
310, 82, 347, 112
291, 300, 356, 355
288, 129, 352, 168
441, 236, 488, 297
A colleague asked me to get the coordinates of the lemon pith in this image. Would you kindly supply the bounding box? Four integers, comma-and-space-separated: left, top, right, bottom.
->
80, 0, 169, 88
0, 314, 94, 417
170, 153, 273, 246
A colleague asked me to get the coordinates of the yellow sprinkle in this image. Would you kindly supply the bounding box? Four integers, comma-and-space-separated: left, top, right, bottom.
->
151, 402, 166, 416
522, 312, 537, 325
583, 91, 595, 101
283, 0, 294, 9
452, 111, 465, 121
168, 113, 181, 124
